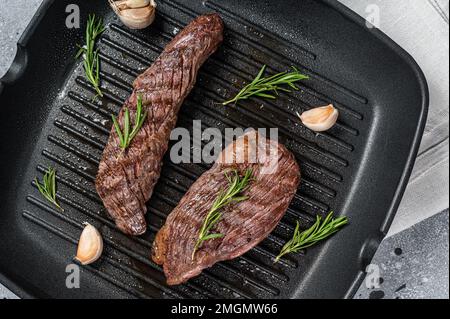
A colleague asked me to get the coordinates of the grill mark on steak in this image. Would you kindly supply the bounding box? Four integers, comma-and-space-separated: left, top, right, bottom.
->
152, 131, 301, 285
95, 14, 224, 235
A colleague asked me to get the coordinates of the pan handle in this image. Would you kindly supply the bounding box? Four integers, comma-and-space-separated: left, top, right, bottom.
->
0, 0, 53, 95
0, 45, 29, 87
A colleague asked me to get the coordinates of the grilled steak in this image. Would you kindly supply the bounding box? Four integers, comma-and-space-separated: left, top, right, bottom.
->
96, 14, 224, 235
152, 131, 300, 285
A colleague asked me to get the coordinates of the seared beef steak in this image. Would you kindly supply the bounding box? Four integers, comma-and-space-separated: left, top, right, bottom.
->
152, 131, 300, 285
96, 14, 224, 235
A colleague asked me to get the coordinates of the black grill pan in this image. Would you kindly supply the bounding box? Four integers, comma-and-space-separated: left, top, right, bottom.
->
0, 0, 428, 299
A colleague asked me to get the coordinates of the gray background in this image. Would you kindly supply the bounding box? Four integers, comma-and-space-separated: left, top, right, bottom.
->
0, 0, 448, 299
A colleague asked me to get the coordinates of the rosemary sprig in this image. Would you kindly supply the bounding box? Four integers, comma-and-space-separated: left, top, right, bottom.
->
275, 212, 348, 263
222, 65, 309, 106
76, 14, 105, 98
35, 167, 63, 211
112, 95, 148, 150
192, 169, 253, 260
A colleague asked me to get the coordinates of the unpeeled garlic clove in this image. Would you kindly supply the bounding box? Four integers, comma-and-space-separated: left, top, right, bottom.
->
298, 104, 339, 132
109, 0, 156, 30
75, 223, 103, 265
119, 6, 156, 29
115, 0, 151, 10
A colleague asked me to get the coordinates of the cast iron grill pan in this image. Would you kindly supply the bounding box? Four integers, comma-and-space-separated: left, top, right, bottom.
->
0, 0, 428, 299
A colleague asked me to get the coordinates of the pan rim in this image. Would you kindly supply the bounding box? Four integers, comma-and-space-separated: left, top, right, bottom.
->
0, 0, 430, 299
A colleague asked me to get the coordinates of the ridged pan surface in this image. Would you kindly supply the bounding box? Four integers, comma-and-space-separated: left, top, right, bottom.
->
0, 0, 428, 299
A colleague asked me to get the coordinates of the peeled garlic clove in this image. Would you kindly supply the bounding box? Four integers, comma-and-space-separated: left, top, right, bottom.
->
75, 223, 103, 265
298, 104, 339, 132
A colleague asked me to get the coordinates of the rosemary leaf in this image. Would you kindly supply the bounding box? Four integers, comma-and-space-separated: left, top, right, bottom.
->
112, 95, 148, 151
275, 212, 348, 263
35, 167, 63, 211
223, 65, 309, 106
76, 14, 105, 98
192, 169, 253, 260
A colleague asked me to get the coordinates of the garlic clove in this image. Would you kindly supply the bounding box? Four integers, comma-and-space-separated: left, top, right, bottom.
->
109, 0, 156, 30
75, 223, 103, 265
298, 104, 339, 132
115, 0, 151, 10
118, 6, 156, 29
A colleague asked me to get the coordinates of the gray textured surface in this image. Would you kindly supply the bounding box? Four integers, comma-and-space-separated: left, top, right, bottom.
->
0, 0, 448, 299
355, 210, 449, 299
0, 283, 18, 299
0, 0, 43, 78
